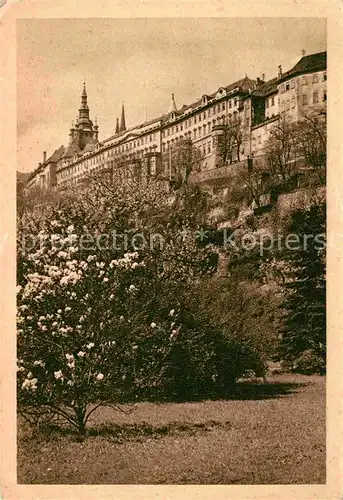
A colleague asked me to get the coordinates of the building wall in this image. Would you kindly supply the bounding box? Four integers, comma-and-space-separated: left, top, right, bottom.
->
26, 52, 327, 193
278, 69, 327, 122
251, 116, 279, 156
57, 119, 162, 188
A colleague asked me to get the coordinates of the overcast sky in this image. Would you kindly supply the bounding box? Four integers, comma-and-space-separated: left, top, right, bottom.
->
17, 17, 326, 173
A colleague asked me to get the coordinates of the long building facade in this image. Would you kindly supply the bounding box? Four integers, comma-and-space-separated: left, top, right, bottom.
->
24, 51, 326, 193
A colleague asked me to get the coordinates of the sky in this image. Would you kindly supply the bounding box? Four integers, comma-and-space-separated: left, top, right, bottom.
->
17, 18, 326, 173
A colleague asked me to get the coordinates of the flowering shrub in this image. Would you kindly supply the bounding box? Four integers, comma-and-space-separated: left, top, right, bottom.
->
17, 177, 271, 435
17, 182, 218, 434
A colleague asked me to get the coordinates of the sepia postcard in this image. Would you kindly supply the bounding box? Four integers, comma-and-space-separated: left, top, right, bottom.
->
1, 1, 342, 499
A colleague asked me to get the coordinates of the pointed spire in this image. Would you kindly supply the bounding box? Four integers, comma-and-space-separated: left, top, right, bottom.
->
120, 103, 126, 132
80, 82, 89, 111
115, 118, 120, 134
168, 93, 177, 114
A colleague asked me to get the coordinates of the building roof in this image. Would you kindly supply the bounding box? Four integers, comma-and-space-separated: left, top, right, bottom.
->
62, 138, 81, 158
47, 145, 65, 163
26, 145, 65, 183
161, 76, 256, 124
82, 139, 98, 154
103, 116, 162, 145
250, 77, 278, 98
279, 51, 326, 82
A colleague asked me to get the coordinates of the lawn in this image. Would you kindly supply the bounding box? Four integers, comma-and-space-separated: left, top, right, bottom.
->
17, 373, 325, 484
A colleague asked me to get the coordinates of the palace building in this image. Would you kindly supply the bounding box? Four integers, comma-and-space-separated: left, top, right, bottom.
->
24, 50, 327, 193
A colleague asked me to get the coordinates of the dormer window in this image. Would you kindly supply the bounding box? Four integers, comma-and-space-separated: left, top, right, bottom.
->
216, 87, 226, 98
202, 95, 208, 105
170, 111, 175, 119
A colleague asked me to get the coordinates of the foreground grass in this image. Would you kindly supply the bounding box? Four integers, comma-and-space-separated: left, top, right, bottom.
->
17, 374, 325, 484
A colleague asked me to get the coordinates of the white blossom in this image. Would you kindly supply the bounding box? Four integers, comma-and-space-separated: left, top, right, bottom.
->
96, 373, 104, 381
54, 370, 63, 380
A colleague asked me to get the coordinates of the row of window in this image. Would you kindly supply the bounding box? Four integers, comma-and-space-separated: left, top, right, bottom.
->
164, 99, 239, 137
280, 72, 327, 94
301, 91, 327, 106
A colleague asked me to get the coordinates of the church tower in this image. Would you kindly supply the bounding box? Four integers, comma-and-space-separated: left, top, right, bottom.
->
63, 83, 99, 160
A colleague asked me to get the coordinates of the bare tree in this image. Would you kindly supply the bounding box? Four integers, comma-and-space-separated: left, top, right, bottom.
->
241, 159, 272, 209
217, 115, 244, 166
264, 116, 300, 184
295, 111, 326, 184
162, 137, 203, 188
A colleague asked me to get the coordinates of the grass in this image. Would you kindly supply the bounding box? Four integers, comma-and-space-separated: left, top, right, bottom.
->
17, 373, 325, 484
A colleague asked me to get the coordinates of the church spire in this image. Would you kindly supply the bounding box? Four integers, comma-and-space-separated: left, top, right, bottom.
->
115, 118, 120, 134
168, 93, 177, 114
120, 103, 126, 132
80, 82, 89, 110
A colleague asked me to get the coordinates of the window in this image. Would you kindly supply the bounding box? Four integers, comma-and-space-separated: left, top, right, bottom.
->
291, 97, 295, 108
193, 129, 197, 139
323, 72, 327, 81
194, 116, 197, 124
302, 76, 307, 85
286, 83, 290, 91
302, 94, 308, 105
280, 84, 285, 93
229, 100, 232, 109
290, 80, 295, 89
234, 98, 237, 106
176, 125, 178, 132
313, 73, 318, 83
266, 99, 269, 108
323, 91, 327, 102
222, 102, 225, 111
208, 142, 211, 154
313, 92, 319, 104
271, 96, 275, 106
203, 111, 206, 120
